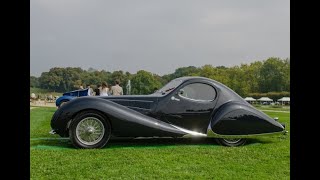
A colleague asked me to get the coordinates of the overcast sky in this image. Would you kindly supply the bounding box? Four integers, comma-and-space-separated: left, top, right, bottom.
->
31, 0, 290, 77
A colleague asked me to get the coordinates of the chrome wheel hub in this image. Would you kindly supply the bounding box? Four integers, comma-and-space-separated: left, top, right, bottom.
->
86, 127, 95, 134
75, 117, 105, 146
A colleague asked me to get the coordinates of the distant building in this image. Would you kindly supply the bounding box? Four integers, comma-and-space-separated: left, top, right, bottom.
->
244, 97, 256, 104
277, 97, 290, 105
257, 97, 273, 105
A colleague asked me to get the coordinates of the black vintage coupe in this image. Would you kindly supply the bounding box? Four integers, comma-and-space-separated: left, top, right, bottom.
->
50, 77, 286, 148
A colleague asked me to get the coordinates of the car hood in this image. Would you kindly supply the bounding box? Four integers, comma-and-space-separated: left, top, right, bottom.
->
97, 95, 160, 112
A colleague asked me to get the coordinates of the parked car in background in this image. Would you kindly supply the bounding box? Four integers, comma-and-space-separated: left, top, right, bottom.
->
55, 88, 89, 107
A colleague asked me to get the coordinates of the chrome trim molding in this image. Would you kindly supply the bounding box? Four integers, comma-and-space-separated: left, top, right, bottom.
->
178, 94, 214, 102
173, 123, 287, 138
126, 106, 151, 111
206, 126, 287, 138
108, 99, 154, 103
171, 125, 207, 137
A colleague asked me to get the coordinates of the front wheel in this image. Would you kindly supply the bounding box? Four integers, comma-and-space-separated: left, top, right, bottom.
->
215, 138, 247, 147
69, 111, 111, 149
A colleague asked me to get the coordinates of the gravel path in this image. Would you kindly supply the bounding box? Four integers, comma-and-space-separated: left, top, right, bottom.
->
30, 101, 56, 107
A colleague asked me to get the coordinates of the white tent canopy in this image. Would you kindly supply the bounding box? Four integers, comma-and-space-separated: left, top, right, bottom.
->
257, 97, 273, 101
278, 97, 290, 102
244, 97, 256, 101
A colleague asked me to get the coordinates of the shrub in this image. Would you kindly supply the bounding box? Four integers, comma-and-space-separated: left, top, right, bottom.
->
248, 91, 290, 101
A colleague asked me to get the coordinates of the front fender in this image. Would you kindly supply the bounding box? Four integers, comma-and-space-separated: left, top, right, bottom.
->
210, 101, 284, 135
51, 97, 187, 137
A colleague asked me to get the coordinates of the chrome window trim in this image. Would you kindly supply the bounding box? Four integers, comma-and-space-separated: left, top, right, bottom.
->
177, 82, 217, 102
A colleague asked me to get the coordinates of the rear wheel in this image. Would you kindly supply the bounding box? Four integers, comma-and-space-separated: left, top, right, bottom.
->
215, 138, 247, 147
69, 111, 111, 149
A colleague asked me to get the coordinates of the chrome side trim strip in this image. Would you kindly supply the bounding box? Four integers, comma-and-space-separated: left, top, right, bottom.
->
206, 127, 287, 138
171, 125, 207, 137
126, 106, 151, 111
108, 99, 154, 103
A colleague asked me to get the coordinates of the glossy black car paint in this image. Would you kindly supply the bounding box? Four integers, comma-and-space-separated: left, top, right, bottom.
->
51, 77, 285, 138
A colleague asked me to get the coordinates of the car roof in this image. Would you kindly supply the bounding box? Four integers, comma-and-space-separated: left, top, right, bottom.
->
175, 76, 213, 81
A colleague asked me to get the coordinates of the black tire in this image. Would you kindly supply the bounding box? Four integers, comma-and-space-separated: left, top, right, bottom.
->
215, 138, 247, 147
69, 110, 111, 149
59, 100, 69, 108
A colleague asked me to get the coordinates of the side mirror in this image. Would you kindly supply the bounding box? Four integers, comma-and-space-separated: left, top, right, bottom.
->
177, 89, 184, 95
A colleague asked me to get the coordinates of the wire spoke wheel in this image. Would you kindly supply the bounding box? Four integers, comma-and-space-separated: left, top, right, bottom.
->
215, 138, 247, 147
75, 117, 105, 146
223, 138, 242, 144
69, 111, 111, 149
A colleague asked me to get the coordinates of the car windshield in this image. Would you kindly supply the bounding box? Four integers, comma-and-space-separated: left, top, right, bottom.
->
156, 79, 183, 95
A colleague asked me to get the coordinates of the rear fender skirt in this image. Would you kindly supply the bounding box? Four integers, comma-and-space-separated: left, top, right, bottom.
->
207, 124, 286, 138
209, 102, 285, 136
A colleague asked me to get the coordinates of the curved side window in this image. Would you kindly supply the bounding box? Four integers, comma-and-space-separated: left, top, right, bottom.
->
179, 83, 216, 101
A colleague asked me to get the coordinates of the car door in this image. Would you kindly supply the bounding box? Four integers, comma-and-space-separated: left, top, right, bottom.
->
159, 82, 218, 134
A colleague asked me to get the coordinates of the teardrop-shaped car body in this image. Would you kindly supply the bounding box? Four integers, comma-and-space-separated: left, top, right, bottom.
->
50, 76, 286, 148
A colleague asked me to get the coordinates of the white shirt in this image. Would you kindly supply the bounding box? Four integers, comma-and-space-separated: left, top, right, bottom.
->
100, 87, 109, 96
87, 88, 94, 96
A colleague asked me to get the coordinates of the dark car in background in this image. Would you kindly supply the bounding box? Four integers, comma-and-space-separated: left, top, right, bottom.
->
55, 88, 89, 107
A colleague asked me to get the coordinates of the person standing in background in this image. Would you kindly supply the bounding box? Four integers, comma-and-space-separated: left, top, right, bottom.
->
100, 82, 109, 96
87, 84, 94, 96
110, 79, 123, 96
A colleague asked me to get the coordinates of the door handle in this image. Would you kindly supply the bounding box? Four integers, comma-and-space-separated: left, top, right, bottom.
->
171, 96, 180, 101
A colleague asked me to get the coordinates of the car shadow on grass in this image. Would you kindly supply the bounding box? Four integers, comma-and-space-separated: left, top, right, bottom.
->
107, 137, 218, 149
30, 138, 74, 150
30, 137, 278, 150
106, 137, 278, 149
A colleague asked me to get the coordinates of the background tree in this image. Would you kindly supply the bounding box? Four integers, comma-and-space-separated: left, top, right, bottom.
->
30, 76, 39, 88
258, 57, 287, 92
131, 70, 162, 95
32, 57, 290, 97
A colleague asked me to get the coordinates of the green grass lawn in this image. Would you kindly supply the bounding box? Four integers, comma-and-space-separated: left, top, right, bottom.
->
253, 105, 290, 112
30, 107, 290, 179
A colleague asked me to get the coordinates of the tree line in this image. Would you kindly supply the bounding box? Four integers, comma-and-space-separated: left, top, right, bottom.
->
30, 57, 290, 97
